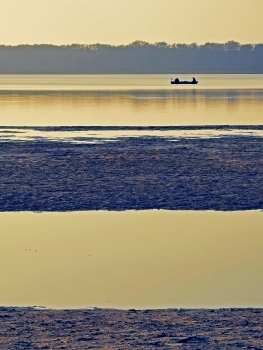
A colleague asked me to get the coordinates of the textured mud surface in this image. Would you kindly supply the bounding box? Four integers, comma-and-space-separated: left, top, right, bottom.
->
0, 307, 262, 349
0, 135, 263, 211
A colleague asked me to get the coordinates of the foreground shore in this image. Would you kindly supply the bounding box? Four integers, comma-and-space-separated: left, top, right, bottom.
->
1, 307, 262, 349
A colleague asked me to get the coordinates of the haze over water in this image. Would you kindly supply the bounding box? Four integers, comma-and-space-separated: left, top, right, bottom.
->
0, 74, 262, 126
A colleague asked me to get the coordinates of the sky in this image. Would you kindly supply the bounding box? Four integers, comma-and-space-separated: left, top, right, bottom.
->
0, 0, 262, 45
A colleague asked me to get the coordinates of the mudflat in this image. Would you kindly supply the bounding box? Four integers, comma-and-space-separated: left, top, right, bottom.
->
0, 307, 262, 349
0, 134, 263, 211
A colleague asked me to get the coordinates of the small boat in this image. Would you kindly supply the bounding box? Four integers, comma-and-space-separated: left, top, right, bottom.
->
171, 78, 198, 85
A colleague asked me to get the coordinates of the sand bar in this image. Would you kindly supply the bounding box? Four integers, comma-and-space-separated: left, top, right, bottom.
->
1, 307, 263, 349
0, 135, 263, 211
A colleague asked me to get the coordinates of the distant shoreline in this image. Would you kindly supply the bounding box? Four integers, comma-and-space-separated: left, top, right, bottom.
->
0, 41, 262, 73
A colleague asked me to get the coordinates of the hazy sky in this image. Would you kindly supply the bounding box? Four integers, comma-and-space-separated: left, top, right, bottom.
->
0, 0, 262, 45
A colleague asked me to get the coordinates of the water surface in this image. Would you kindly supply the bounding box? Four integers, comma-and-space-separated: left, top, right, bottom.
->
0, 74, 262, 126
0, 74, 263, 90
0, 211, 263, 309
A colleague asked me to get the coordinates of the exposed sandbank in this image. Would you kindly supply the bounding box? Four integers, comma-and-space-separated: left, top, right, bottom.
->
0, 307, 262, 349
0, 135, 263, 211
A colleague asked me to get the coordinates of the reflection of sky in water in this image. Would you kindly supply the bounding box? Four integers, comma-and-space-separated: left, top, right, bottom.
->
1, 211, 263, 309
0, 74, 263, 90
0, 75, 262, 126
0, 128, 262, 143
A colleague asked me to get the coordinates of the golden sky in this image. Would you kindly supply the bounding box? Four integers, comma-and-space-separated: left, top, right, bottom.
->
0, 0, 262, 45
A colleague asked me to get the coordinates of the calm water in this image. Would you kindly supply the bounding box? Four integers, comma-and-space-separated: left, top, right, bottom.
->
0, 74, 262, 126
1, 211, 263, 309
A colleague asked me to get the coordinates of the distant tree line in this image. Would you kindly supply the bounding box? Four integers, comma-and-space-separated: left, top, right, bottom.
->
0, 40, 262, 73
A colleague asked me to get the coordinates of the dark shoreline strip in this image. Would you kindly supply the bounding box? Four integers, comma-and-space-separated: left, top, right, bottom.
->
0, 307, 262, 349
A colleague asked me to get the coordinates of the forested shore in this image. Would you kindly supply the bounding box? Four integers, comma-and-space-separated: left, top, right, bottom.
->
0, 41, 262, 73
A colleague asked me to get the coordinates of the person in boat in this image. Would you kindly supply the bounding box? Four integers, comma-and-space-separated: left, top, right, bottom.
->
192, 77, 197, 83
174, 78, 179, 83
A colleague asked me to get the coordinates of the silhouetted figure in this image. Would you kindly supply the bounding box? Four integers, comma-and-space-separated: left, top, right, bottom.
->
192, 77, 197, 83
175, 78, 179, 83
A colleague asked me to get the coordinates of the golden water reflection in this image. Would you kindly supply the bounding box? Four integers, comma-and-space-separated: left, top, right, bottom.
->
0, 88, 262, 126
0, 74, 262, 126
0, 210, 263, 309
0, 74, 263, 91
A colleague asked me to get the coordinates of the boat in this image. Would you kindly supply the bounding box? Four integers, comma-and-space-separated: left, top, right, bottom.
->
171, 78, 198, 85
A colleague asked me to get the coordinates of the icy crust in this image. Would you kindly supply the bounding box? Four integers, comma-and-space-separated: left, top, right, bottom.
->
0, 307, 262, 349
0, 135, 263, 211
